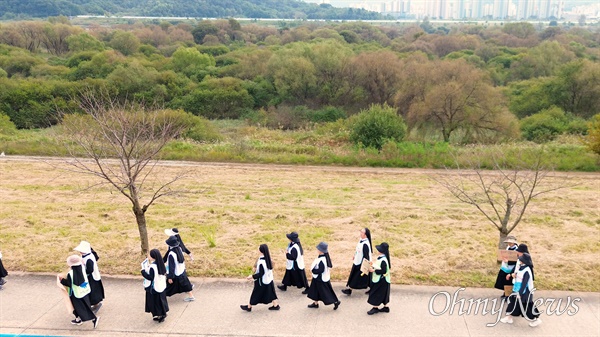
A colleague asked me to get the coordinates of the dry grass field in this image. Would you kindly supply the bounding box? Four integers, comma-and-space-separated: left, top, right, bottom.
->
0, 156, 598, 291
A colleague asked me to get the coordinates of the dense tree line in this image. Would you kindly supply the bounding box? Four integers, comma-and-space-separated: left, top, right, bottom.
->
0, 18, 598, 144
0, 0, 384, 20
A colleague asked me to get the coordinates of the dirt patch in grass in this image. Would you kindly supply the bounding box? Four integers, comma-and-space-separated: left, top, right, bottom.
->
1, 157, 598, 291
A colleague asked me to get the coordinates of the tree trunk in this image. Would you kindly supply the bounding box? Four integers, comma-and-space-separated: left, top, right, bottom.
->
133, 206, 149, 255
498, 231, 508, 250
443, 129, 450, 142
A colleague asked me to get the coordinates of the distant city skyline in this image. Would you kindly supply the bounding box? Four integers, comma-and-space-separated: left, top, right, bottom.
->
303, 0, 600, 20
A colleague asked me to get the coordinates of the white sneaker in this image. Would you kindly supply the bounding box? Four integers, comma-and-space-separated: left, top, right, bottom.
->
183, 296, 195, 302
500, 316, 513, 324
529, 318, 542, 327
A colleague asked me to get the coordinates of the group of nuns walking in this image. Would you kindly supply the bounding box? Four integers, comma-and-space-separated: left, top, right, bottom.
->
141, 228, 196, 323
56, 226, 391, 329
242, 227, 392, 315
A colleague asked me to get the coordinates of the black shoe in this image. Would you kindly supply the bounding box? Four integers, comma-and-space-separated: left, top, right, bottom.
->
240, 305, 252, 312
0, 278, 6, 285
341, 288, 352, 295
367, 308, 380, 315
158, 316, 165, 323
268, 305, 280, 311
365, 289, 370, 295
307, 303, 319, 308
301, 289, 309, 295
153, 316, 160, 321
277, 285, 287, 291
71, 318, 82, 325
379, 307, 390, 313
334, 301, 340, 310
93, 317, 100, 329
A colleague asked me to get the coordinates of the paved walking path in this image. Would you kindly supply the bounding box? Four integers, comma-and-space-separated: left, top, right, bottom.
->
0, 273, 598, 336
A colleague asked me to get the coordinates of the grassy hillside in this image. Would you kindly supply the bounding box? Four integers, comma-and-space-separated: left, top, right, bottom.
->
0, 0, 385, 19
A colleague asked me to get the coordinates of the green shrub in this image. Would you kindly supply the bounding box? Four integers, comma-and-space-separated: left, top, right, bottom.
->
0, 67, 7, 78
306, 106, 347, 123
242, 109, 268, 126
0, 113, 17, 135
585, 114, 600, 155
157, 109, 222, 142
565, 117, 588, 135
520, 106, 569, 143
197, 45, 230, 56
348, 104, 407, 150
184, 115, 222, 142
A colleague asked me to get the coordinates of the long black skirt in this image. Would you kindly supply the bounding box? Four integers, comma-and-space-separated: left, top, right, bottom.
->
145, 288, 169, 317
249, 280, 278, 305
281, 266, 308, 289
506, 293, 540, 320
346, 264, 369, 289
0, 259, 7, 278
70, 294, 96, 322
88, 278, 105, 305
307, 278, 339, 305
367, 279, 390, 306
166, 271, 193, 297
494, 265, 515, 290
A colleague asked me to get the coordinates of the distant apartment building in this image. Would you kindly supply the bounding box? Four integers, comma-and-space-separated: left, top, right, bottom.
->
353, 0, 566, 19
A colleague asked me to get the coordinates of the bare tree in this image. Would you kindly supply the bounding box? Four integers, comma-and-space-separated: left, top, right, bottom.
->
433, 147, 573, 249
57, 91, 188, 255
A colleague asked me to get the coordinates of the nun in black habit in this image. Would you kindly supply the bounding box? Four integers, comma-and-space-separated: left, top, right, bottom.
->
164, 236, 195, 302
165, 228, 194, 260
142, 248, 169, 322
57, 255, 99, 328
73, 241, 105, 311
278, 232, 309, 293
0, 250, 7, 289
341, 227, 372, 295
241, 244, 280, 311
366, 242, 391, 315
500, 253, 542, 327
306, 242, 341, 310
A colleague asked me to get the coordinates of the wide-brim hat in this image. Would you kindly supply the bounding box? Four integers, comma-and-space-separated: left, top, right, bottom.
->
73, 241, 91, 254
164, 228, 179, 236
503, 236, 518, 244
67, 254, 82, 267
286, 231, 299, 242
376, 242, 389, 253
316, 241, 328, 254
516, 243, 529, 253
518, 253, 533, 266
166, 235, 179, 247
